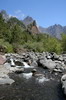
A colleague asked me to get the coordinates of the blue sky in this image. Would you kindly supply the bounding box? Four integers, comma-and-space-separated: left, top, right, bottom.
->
0, 0, 66, 27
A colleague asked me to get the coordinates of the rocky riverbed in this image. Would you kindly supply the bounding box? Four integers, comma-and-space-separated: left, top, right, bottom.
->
0, 52, 66, 100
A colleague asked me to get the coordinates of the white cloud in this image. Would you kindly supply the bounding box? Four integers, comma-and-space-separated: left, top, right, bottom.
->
14, 10, 25, 19
9, 10, 25, 20
15, 10, 22, 14
9, 14, 17, 18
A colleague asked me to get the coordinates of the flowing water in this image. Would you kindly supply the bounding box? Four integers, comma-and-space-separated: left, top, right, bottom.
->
0, 67, 66, 100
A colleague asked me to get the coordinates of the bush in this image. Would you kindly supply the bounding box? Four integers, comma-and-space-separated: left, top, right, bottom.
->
0, 39, 13, 53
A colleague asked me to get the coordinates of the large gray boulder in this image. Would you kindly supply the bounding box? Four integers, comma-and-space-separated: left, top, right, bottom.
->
61, 74, 66, 95
39, 59, 56, 70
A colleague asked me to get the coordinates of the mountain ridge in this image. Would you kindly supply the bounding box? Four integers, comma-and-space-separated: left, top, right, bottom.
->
22, 15, 66, 38
0, 10, 66, 39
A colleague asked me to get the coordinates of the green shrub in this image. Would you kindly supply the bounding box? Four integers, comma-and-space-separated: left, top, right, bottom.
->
0, 39, 13, 52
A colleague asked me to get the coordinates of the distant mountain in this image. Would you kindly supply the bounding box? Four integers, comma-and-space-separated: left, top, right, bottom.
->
39, 24, 66, 39
23, 16, 66, 38
0, 10, 10, 21
23, 16, 40, 34
23, 16, 34, 26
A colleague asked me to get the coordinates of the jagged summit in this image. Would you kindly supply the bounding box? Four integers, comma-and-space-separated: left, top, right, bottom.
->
23, 16, 34, 25
39, 24, 66, 39
0, 10, 10, 21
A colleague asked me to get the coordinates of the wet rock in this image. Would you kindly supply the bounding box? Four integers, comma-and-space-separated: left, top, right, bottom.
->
14, 60, 24, 66
32, 69, 45, 78
61, 74, 66, 95
0, 74, 14, 85
14, 67, 24, 74
53, 68, 62, 73
36, 76, 49, 83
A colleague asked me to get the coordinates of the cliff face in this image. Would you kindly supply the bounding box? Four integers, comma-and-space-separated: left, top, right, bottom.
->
27, 20, 40, 34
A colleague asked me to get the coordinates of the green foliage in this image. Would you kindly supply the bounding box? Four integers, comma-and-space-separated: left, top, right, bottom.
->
0, 39, 13, 52
61, 33, 66, 51
43, 37, 62, 53
23, 41, 44, 52
0, 12, 66, 53
8, 17, 26, 29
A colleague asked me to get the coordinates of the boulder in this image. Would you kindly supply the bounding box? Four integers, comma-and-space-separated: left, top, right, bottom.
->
36, 76, 49, 83
14, 67, 24, 74
14, 60, 24, 66
52, 53, 59, 60
0, 74, 14, 85
61, 74, 66, 95
31, 60, 38, 67
58, 55, 63, 61
38, 59, 56, 70
0, 55, 6, 65
4, 61, 24, 73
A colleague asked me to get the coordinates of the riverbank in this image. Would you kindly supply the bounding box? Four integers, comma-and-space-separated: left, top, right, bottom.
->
0, 52, 66, 100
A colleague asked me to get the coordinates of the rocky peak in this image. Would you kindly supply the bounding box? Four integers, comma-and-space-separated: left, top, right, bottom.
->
39, 24, 66, 39
23, 16, 34, 25
0, 10, 9, 21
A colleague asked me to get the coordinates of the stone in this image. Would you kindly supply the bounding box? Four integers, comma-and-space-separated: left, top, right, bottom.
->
0, 74, 14, 85
31, 60, 38, 67
53, 68, 62, 73
61, 74, 66, 95
14, 67, 24, 74
45, 52, 51, 59
0, 55, 6, 65
39, 59, 56, 70
52, 53, 59, 60
58, 55, 63, 61
14, 60, 24, 66
0, 65, 15, 85
36, 76, 49, 83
